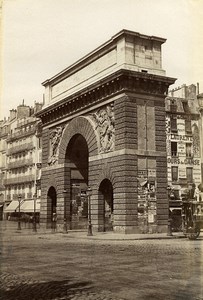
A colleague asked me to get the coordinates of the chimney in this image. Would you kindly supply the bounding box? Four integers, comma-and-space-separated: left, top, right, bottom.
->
9, 109, 17, 121
197, 83, 200, 95
17, 105, 30, 119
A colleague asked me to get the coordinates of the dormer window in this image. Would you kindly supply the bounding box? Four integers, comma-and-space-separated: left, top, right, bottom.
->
170, 100, 177, 112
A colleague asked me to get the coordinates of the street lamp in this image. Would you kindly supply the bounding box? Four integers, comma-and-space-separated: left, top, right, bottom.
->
87, 186, 93, 236
17, 194, 22, 230
63, 189, 68, 233
33, 192, 37, 232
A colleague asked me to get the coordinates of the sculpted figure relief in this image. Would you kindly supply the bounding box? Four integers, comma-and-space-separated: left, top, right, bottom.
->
93, 105, 115, 153
48, 126, 64, 165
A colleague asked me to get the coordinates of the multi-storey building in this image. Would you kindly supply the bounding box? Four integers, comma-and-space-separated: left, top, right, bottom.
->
197, 92, 203, 185
166, 84, 202, 204
0, 118, 10, 219
0, 102, 43, 220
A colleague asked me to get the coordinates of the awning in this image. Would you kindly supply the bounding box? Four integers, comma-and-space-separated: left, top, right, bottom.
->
21, 200, 40, 213
138, 177, 148, 186
4, 200, 22, 213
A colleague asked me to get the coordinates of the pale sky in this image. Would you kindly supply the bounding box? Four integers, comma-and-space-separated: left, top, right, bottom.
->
1, 0, 203, 119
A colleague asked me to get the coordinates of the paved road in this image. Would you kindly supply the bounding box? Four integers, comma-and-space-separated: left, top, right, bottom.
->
0, 221, 203, 300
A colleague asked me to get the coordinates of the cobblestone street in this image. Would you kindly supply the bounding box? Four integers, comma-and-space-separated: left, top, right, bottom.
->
0, 221, 203, 300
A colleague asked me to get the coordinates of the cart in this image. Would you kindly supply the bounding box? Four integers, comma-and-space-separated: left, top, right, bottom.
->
181, 200, 203, 240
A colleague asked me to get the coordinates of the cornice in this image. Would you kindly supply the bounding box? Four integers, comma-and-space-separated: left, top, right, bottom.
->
37, 69, 176, 126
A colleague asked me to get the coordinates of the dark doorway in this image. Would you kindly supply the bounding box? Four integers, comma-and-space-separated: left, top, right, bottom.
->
99, 179, 114, 231
47, 186, 57, 226
66, 134, 89, 229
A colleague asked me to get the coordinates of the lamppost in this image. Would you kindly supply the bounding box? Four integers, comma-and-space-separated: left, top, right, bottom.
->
33, 163, 41, 232
33, 192, 37, 232
17, 194, 22, 230
63, 189, 68, 233
87, 186, 93, 236
167, 186, 172, 236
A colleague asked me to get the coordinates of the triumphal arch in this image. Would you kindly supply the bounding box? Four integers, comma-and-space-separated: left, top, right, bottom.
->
36, 29, 176, 233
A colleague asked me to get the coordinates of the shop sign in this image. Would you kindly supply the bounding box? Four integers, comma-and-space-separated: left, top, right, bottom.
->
148, 210, 156, 223
148, 169, 156, 177
170, 134, 193, 142
138, 170, 148, 177
167, 157, 200, 165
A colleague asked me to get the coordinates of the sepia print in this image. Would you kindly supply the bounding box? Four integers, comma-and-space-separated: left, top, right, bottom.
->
0, 1, 203, 299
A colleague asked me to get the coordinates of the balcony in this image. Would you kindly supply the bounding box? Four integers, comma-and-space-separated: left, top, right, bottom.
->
7, 127, 36, 142
7, 194, 11, 201
27, 192, 32, 198
7, 142, 34, 155
13, 193, 25, 200
7, 158, 33, 169
3, 175, 35, 185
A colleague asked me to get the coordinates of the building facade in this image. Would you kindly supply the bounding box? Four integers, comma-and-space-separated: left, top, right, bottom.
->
0, 102, 43, 220
36, 30, 176, 234
166, 84, 202, 204
197, 93, 203, 185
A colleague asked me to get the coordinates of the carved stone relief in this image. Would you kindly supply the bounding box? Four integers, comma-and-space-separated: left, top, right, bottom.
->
93, 105, 115, 153
48, 126, 64, 165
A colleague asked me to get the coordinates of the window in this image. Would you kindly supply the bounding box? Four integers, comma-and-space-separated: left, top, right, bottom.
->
171, 142, 177, 156
182, 102, 190, 113
170, 100, 177, 112
170, 117, 177, 132
186, 167, 193, 183
185, 119, 192, 133
171, 166, 178, 182
186, 143, 192, 157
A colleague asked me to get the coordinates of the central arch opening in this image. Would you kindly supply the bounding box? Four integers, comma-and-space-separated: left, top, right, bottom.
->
66, 134, 89, 229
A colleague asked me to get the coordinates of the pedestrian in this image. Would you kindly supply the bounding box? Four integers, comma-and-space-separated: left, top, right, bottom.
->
194, 185, 200, 202
52, 212, 57, 233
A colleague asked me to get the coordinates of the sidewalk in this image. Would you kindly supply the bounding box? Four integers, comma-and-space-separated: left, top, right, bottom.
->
0, 220, 185, 240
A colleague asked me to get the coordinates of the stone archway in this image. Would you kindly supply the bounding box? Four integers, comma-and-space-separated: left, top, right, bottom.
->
56, 116, 100, 230
98, 179, 114, 231
58, 116, 99, 164
66, 134, 89, 229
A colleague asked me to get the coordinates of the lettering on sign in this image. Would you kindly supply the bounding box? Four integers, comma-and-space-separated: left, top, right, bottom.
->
167, 157, 200, 165
148, 169, 156, 177
138, 170, 148, 177
169, 134, 193, 141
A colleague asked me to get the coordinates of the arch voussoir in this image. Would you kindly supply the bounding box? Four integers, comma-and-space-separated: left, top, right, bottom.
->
58, 116, 99, 164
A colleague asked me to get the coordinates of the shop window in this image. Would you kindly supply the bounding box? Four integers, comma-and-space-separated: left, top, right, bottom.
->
171, 142, 177, 156
185, 119, 192, 133
186, 167, 193, 183
170, 117, 177, 132
171, 166, 178, 182
186, 143, 192, 157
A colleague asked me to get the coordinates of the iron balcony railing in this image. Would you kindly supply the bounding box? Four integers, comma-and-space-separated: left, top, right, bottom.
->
13, 193, 25, 200
7, 127, 36, 142
3, 175, 35, 185
7, 158, 33, 169
7, 142, 34, 155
